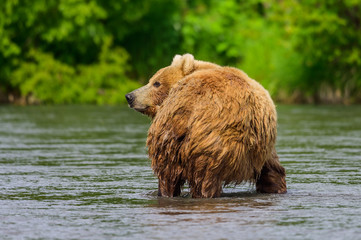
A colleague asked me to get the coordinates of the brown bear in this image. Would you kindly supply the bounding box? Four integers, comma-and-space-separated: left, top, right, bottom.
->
126, 54, 287, 198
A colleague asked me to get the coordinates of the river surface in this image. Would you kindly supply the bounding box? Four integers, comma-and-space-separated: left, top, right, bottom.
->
0, 105, 360, 239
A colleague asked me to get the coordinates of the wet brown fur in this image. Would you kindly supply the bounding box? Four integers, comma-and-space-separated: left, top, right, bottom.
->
127, 54, 287, 198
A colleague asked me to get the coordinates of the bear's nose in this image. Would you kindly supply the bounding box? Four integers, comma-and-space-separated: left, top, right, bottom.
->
125, 93, 135, 105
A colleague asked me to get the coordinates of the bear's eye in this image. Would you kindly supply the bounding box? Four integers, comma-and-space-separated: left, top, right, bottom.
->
153, 81, 161, 88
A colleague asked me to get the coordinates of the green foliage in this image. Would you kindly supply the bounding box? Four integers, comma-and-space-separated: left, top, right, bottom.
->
270, 0, 361, 103
179, 0, 305, 100
179, 0, 361, 103
1, 0, 361, 104
11, 39, 139, 104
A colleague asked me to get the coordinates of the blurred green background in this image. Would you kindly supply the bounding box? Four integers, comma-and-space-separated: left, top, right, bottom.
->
1, 0, 360, 105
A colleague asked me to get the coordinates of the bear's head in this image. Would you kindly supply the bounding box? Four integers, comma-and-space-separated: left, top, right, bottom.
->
126, 54, 217, 118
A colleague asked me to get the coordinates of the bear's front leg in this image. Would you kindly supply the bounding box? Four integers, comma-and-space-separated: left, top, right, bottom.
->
157, 177, 184, 197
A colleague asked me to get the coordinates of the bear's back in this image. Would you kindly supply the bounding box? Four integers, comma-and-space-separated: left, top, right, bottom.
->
171, 67, 276, 120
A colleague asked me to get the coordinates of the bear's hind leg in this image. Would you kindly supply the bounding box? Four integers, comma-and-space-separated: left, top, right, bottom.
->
189, 174, 222, 198
202, 177, 222, 198
256, 151, 287, 194
158, 177, 185, 197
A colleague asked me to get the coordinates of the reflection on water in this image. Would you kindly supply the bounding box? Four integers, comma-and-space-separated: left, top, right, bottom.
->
0, 105, 360, 239
151, 192, 277, 213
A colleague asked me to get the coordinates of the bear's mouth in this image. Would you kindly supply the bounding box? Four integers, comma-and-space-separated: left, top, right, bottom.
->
133, 106, 149, 114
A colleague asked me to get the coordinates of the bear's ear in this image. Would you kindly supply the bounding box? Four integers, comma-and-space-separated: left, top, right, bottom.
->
182, 54, 195, 75
171, 54, 195, 75
172, 55, 182, 65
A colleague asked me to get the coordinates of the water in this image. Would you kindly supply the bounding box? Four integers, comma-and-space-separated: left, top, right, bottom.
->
0, 105, 360, 239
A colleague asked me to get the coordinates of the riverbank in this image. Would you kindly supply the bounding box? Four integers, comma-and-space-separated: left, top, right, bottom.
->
1, 89, 360, 105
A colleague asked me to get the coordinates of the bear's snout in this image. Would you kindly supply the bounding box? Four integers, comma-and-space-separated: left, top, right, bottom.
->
125, 85, 154, 116
125, 93, 135, 106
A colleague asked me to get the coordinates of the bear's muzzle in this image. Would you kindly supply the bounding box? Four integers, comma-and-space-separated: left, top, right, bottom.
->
125, 93, 135, 107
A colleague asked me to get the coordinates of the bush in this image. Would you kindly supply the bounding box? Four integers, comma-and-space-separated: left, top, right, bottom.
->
1, 0, 361, 104
11, 38, 139, 104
